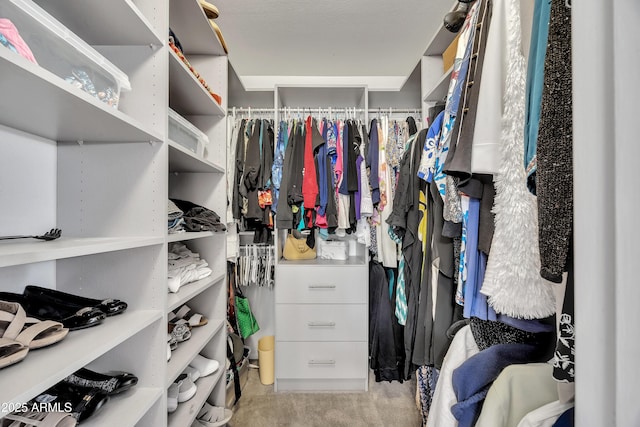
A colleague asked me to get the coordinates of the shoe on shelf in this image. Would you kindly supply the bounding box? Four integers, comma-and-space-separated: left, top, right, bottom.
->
174, 373, 197, 403
62, 367, 138, 396
0, 299, 68, 351
23, 285, 127, 317
0, 291, 105, 331
183, 365, 202, 382
172, 305, 208, 328
196, 402, 233, 427
167, 383, 179, 413
3, 410, 77, 427
190, 354, 219, 377
31, 383, 110, 423
168, 319, 192, 343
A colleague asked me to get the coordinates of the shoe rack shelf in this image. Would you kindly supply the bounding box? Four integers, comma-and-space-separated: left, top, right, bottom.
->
0, 310, 161, 407
168, 368, 225, 427
167, 319, 225, 387
0, 0, 228, 425
167, 273, 225, 312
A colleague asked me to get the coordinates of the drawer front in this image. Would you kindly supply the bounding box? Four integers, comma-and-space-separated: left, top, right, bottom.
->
275, 265, 367, 304
275, 304, 367, 341
276, 341, 368, 379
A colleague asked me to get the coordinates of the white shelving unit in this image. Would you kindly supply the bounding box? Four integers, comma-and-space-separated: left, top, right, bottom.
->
421, 1, 458, 118
0, 0, 228, 425
167, 0, 229, 425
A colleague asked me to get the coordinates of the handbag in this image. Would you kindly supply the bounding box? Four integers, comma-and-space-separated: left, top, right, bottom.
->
235, 290, 259, 339
282, 233, 316, 260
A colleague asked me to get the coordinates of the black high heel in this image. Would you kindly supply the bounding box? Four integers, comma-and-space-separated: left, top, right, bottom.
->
31, 382, 110, 422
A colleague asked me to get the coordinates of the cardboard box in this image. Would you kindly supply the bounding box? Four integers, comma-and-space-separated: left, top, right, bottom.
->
442, 33, 461, 73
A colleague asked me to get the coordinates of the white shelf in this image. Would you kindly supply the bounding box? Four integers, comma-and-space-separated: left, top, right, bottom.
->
0, 310, 162, 406
278, 254, 367, 266
424, 2, 459, 56
82, 387, 162, 427
167, 320, 225, 386
423, 65, 453, 103
33, 0, 163, 46
168, 368, 225, 427
167, 232, 218, 243
169, 0, 225, 56
168, 141, 225, 173
169, 50, 226, 117
0, 49, 162, 143
0, 236, 165, 268
168, 273, 225, 312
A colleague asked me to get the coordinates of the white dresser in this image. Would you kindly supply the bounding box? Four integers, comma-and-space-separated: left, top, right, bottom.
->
274, 251, 369, 391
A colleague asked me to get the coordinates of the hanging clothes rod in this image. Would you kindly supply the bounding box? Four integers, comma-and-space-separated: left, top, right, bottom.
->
231, 107, 421, 113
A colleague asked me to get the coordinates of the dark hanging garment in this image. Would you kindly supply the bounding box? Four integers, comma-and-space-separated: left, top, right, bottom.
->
275, 121, 297, 229
443, 0, 493, 188
288, 122, 305, 207
339, 122, 350, 195
232, 119, 247, 220
369, 261, 403, 382
259, 121, 275, 227
553, 238, 574, 382
536, 0, 573, 283
406, 116, 418, 136
242, 120, 262, 220
368, 119, 380, 205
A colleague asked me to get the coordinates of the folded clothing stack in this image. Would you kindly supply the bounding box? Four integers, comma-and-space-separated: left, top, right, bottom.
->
168, 199, 185, 234
170, 199, 226, 233
168, 242, 212, 293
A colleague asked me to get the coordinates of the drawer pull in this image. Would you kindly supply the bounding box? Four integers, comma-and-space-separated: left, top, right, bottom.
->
307, 321, 336, 328
308, 360, 336, 366
308, 284, 336, 290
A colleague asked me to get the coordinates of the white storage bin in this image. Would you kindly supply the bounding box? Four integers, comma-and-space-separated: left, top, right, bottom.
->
168, 108, 209, 157
0, 0, 131, 108
317, 239, 349, 261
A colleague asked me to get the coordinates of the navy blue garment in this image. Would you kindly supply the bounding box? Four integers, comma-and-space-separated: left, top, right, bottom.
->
368, 119, 380, 205
552, 407, 574, 427
451, 342, 554, 427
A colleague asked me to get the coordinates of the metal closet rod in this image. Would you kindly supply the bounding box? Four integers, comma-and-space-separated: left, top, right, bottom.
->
231, 107, 421, 113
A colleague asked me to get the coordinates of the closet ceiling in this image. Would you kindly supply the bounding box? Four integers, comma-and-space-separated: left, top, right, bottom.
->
214, 0, 451, 86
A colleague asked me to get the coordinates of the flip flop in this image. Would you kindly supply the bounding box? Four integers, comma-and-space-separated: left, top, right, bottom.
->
173, 305, 208, 327
0, 300, 68, 350
4, 411, 77, 426
0, 337, 28, 369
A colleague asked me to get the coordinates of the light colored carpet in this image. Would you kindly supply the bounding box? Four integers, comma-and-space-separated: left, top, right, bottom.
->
227, 368, 422, 427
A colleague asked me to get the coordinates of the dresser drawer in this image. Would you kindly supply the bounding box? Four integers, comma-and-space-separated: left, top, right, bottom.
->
275, 304, 367, 341
275, 265, 367, 304
275, 341, 368, 379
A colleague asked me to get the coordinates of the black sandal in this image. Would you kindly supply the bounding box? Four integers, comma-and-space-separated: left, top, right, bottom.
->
62, 367, 138, 395
31, 382, 110, 423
